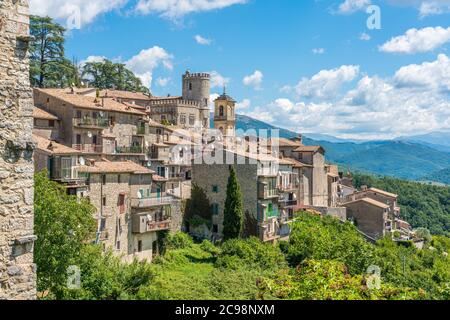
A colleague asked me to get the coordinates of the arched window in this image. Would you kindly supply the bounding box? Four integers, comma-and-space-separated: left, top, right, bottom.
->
219, 106, 224, 117
189, 82, 192, 91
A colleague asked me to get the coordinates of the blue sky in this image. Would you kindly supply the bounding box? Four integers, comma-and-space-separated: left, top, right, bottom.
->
30, 0, 450, 140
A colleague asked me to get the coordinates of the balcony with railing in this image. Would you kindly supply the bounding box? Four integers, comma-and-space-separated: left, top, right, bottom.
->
131, 196, 173, 208
258, 186, 279, 199
132, 213, 171, 233
115, 146, 143, 154
136, 126, 146, 135
278, 198, 298, 208
74, 117, 110, 128
72, 144, 103, 153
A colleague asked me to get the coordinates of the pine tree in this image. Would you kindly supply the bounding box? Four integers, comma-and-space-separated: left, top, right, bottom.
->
223, 166, 244, 240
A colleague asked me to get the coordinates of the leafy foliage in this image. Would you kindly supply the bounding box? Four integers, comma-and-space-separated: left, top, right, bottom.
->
284, 212, 375, 274
185, 184, 212, 222
30, 16, 79, 88
223, 167, 244, 240
352, 173, 450, 236
81, 59, 149, 94
35, 172, 154, 300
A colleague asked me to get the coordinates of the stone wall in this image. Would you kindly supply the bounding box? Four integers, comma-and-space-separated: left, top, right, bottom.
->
0, 0, 36, 300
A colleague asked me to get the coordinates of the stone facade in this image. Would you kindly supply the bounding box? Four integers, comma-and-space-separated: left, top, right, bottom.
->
147, 72, 211, 129
0, 0, 36, 300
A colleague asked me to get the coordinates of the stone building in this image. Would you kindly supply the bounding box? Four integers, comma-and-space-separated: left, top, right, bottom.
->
213, 89, 236, 139
0, 0, 36, 300
342, 186, 412, 239
343, 198, 391, 240
33, 134, 88, 198
33, 88, 149, 164
146, 71, 211, 129
192, 146, 283, 242
78, 160, 181, 261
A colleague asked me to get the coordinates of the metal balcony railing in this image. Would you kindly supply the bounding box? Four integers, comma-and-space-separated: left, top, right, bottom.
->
74, 117, 110, 128
115, 146, 143, 154
131, 196, 173, 208
72, 144, 103, 153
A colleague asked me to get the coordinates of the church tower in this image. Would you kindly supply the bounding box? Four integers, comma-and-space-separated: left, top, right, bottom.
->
214, 88, 236, 138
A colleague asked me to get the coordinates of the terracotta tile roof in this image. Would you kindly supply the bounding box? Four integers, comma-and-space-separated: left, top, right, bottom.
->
35, 88, 146, 116
33, 134, 80, 155
268, 138, 302, 147
152, 174, 168, 182
281, 157, 312, 168
33, 107, 59, 120
345, 197, 390, 209
293, 145, 325, 153
101, 89, 151, 101
79, 160, 154, 174
368, 188, 398, 199
148, 119, 166, 128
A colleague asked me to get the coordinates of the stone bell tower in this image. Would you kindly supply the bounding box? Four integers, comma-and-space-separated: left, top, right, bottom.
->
0, 0, 36, 299
214, 87, 236, 138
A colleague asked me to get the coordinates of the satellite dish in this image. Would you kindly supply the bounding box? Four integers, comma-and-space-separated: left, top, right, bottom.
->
87, 131, 93, 138
99, 111, 104, 117
79, 156, 86, 166
137, 191, 142, 199
145, 141, 149, 147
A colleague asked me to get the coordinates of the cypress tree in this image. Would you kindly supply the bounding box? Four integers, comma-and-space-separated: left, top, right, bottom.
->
223, 166, 244, 240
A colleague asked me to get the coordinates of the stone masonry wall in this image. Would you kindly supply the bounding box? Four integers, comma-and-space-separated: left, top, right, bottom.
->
0, 0, 36, 300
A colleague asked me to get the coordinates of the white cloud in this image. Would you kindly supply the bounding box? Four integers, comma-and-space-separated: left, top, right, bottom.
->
243, 70, 263, 90
312, 48, 325, 54
419, 1, 450, 17
135, 0, 248, 19
338, 0, 371, 14
30, 0, 128, 27
236, 99, 251, 110
360, 32, 371, 41
294, 65, 360, 99
393, 54, 450, 92
79, 55, 107, 67
210, 71, 230, 88
195, 35, 212, 45
125, 46, 174, 88
156, 77, 171, 87
379, 26, 450, 54
247, 55, 450, 139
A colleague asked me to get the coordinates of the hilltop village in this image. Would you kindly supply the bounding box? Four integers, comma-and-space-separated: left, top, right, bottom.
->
32, 71, 415, 262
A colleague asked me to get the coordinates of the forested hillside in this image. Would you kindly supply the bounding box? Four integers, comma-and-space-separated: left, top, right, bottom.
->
352, 173, 450, 237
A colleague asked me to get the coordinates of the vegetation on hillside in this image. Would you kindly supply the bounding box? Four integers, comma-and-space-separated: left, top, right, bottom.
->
36, 173, 449, 300
424, 168, 450, 185
352, 173, 450, 237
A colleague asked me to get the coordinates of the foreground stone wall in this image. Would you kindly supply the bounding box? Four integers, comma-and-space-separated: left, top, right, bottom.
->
0, 0, 36, 300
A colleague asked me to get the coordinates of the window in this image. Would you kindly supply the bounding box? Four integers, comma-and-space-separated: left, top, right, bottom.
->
138, 240, 143, 252
102, 196, 106, 206
212, 185, 219, 193
76, 110, 82, 118
189, 82, 192, 91
179, 149, 184, 158
118, 174, 121, 183
212, 203, 219, 215
212, 224, 219, 233
180, 114, 186, 124
116, 241, 121, 250
219, 106, 224, 117
102, 174, 106, 185
48, 120, 55, 127
189, 115, 195, 125
100, 218, 106, 231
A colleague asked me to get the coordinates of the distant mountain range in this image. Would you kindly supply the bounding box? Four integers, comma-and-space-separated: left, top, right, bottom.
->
231, 114, 450, 184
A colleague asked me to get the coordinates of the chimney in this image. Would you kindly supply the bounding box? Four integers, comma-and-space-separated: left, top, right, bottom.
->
361, 185, 368, 191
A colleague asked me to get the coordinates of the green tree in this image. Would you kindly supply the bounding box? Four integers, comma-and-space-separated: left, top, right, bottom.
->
223, 167, 244, 240
34, 171, 97, 296
81, 60, 149, 94
185, 184, 212, 222
30, 16, 69, 88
